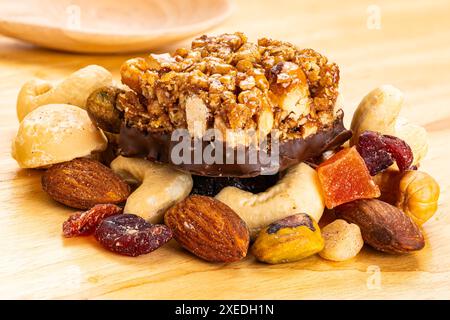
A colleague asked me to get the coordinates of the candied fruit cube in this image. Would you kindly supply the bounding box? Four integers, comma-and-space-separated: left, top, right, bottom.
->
317, 147, 381, 209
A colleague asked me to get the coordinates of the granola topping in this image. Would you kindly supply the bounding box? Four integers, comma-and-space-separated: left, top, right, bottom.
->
120, 32, 340, 140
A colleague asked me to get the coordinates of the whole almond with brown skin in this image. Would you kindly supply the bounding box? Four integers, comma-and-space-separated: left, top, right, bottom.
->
42, 158, 130, 209
335, 199, 424, 254
165, 195, 250, 262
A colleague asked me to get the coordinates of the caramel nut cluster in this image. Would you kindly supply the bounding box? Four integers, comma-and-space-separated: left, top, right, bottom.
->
120, 32, 339, 140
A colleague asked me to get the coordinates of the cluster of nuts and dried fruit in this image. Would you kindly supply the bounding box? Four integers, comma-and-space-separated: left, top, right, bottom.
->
10, 36, 440, 265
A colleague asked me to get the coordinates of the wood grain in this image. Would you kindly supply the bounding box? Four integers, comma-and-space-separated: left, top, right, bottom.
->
1, 0, 449, 299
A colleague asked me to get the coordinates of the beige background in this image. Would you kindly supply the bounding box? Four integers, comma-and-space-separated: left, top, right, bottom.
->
0, 0, 449, 299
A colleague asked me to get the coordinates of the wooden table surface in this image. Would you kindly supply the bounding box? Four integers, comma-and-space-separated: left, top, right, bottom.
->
1, 0, 449, 299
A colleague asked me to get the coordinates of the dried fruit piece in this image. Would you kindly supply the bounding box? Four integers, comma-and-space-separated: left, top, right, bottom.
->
42, 158, 130, 209
356, 130, 413, 175
191, 174, 279, 196
335, 199, 425, 254
356, 131, 394, 175
252, 213, 324, 264
317, 147, 380, 209
63, 204, 123, 237
165, 195, 250, 263
382, 134, 413, 171
94, 214, 172, 257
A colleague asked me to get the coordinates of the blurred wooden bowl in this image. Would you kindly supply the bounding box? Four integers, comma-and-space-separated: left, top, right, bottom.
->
0, 0, 233, 53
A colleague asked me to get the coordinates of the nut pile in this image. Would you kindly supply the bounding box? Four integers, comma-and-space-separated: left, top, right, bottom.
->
10, 52, 440, 264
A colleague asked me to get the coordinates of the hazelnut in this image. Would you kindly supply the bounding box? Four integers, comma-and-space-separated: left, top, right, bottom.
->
374, 170, 440, 226
397, 171, 440, 226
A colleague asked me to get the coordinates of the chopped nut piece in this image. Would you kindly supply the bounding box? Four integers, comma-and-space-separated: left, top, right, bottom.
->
185, 95, 209, 138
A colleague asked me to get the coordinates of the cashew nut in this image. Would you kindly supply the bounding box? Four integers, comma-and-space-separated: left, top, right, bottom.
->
110, 156, 193, 223
395, 118, 428, 166
350, 85, 428, 165
215, 163, 324, 238
12, 104, 107, 168
319, 219, 364, 262
17, 65, 113, 121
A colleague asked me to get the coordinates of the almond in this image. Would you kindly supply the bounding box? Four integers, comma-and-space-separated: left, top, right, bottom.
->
42, 158, 130, 209
165, 195, 250, 262
335, 199, 424, 254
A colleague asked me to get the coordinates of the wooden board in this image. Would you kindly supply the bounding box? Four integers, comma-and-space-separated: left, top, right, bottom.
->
1, 0, 449, 299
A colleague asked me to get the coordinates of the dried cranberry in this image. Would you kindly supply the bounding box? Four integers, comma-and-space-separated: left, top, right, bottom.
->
356, 131, 413, 175
63, 204, 123, 237
94, 214, 172, 257
356, 131, 394, 175
382, 134, 413, 171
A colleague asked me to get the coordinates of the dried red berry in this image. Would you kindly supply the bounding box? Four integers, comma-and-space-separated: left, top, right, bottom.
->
63, 204, 123, 237
356, 131, 394, 175
382, 134, 413, 171
94, 214, 172, 257
356, 131, 413, 175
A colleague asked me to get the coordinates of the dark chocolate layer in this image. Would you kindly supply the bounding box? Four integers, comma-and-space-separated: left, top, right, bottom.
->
119, 110, 352, 177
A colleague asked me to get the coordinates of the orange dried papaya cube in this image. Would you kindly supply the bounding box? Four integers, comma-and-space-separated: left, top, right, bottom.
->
317, 147, 380, 209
